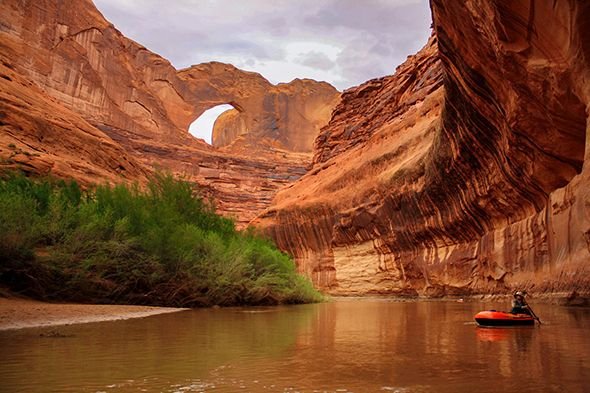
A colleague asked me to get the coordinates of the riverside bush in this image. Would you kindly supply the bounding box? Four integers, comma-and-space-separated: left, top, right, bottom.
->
0, 172, 322, 306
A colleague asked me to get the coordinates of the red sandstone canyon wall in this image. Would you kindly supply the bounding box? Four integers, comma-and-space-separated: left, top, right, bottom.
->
0, 0, 339, 226
255, 1, 590, 301
3, 0, 589, 300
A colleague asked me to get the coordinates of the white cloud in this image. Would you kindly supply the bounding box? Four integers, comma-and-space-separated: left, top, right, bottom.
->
295, 51, 336, 71
94, 0, 432, 90
289, 41, 340, 72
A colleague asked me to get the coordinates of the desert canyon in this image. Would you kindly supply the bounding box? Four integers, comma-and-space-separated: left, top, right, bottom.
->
1, 0, 589, 302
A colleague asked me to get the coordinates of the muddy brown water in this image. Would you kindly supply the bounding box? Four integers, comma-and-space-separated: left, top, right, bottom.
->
1, 299, 589, 392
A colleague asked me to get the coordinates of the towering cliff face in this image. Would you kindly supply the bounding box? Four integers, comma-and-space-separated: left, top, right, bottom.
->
0, 0, 339, 225
256, 1, 590, 300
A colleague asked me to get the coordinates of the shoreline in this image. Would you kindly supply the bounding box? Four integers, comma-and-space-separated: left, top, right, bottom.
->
2, 291, 587, 331
327, 292, 590, 306
0, 297, 189, 331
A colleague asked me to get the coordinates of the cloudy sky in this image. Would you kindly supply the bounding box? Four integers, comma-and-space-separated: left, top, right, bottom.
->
94, 0, 432, 91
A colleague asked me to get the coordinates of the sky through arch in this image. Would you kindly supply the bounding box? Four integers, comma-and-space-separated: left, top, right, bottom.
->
188, 104, 235, 144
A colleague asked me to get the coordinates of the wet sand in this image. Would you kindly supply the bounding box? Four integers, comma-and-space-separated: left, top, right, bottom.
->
0, 297, 189, 330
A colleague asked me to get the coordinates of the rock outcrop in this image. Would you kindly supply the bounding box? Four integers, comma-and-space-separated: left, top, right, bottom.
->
256, 1, 590, 299
0, 0, 339, 226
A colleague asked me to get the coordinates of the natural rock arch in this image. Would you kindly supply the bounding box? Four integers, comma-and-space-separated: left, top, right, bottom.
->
177, 63, 340, 152
188, 103, 237, 145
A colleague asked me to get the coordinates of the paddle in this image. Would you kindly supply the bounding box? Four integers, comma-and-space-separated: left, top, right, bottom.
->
524, 300, 542, 325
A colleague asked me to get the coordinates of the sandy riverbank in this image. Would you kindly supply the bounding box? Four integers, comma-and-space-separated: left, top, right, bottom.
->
0, 297, 189, 331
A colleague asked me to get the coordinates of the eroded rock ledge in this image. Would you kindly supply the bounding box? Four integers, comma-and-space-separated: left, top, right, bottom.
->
255, 1, 590, 299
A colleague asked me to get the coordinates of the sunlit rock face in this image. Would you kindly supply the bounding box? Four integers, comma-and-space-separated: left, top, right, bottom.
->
255, 1, 590, 299
0, 0, 339, 226
178, 63, 339, 152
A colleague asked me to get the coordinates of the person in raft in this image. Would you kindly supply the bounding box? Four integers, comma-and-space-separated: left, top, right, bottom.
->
510, 291, 532, 315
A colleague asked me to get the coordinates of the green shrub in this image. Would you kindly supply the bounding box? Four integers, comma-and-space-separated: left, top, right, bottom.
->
0, 192, 40, 261
0, 172, 323, 306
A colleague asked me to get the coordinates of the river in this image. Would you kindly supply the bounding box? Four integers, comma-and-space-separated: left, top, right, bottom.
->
1, 299, 589, 392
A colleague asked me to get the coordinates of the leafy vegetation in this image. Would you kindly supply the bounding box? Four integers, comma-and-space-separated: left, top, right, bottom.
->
0, 172, 323, 306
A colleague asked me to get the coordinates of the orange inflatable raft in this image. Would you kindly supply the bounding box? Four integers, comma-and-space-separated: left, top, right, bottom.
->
474, 310, 535, 327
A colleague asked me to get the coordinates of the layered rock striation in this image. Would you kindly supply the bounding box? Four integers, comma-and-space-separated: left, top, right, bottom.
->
0, 0, 339, 226
0, 56, 146, 185
256, 1, 590, 300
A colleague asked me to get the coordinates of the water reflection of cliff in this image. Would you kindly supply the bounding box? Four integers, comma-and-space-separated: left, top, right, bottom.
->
472, 304, 590, 385
288, 301, 590, 392
1, 301, 588, 392
0, 305, 318, 392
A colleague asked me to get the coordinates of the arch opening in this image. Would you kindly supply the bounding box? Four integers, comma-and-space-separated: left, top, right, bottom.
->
188, 104, 236, 145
